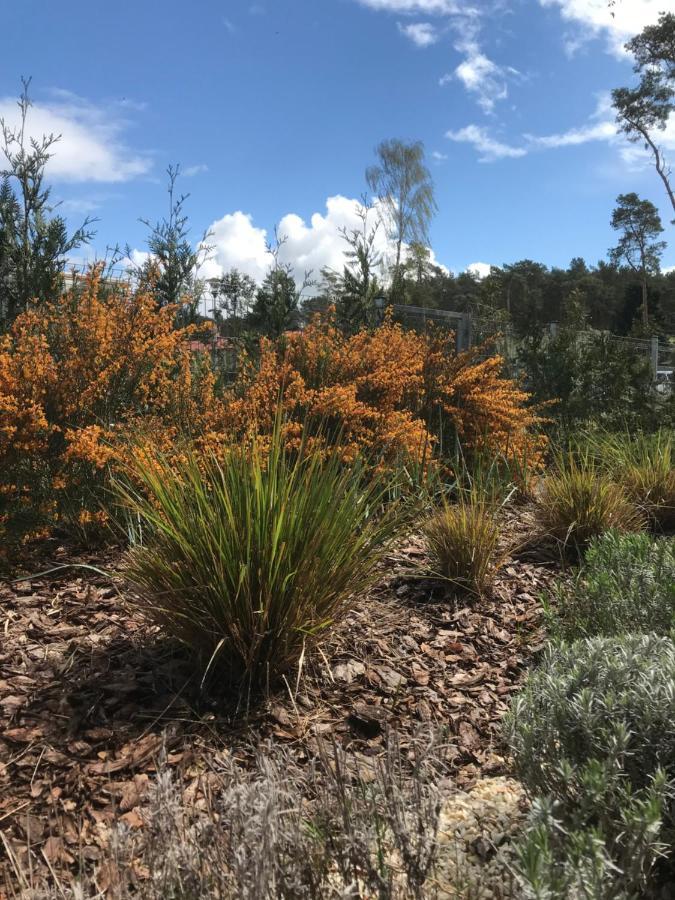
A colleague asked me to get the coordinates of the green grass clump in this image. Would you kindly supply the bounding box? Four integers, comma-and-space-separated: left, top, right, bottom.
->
423, 492, 501, 597
115, 434, 402, 691
546, 529, 675, 641
537, 452, 643, 556
583, 429, 675, 531
505, 634, 675, 897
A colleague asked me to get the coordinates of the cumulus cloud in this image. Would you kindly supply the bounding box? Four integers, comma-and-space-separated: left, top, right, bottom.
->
539, 0, 667, 56
446, 125, 527, 161
466, 261, 491, 278
398, 22, 439, 46
0, 90, 151, 183
197, 195, 447, 288
199, 211, 270, 284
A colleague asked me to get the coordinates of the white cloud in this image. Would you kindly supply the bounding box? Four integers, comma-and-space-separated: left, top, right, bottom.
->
398, 21, 439, 46
450, 46, 513, 112
446, 125, 527, 161
198, 195, 448, 287
447, 85, 675, 171
128, 249, 151, 269
539, 0, 667, 55
438, 11, 519, 114
356, 0, 460, 14
58, 197, 104, 215
466, 261, 491, 278
432, 150, 448, 160
0, 91, 150, 183
199, 211, 270, 284
526, 119, 617, 149
183, 163, 209, 177
356, 0, 519, 114
528, 91, 675, 164
619, 113, 675, 169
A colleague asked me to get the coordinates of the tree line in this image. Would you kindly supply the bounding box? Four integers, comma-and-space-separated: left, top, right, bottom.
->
1, 14, 674, 343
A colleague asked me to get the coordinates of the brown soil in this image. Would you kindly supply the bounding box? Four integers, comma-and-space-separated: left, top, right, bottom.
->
0, 517, 560, 892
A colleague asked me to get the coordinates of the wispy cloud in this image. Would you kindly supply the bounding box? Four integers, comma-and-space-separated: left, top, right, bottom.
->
446, 89, 675, 168
431, 150, 448, 160
58, 196, 105, 215
444, 45, 518, 113
525, 120, 616, 149
0, 90, 151, 182
183, 163, 209, 177
356, 0, 461, 13
398, 21, 439, 46
446, 124, 527, 161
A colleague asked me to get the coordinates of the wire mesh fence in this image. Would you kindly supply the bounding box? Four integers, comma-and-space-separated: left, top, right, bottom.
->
381, 301, 673, 391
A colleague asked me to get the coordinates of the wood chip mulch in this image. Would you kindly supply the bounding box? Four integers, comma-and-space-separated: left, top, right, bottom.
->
0, 522, 560, 890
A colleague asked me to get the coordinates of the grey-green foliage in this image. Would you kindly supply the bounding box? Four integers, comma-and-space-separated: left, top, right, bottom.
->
505, 634, 675, 897
516, 789, 668, 900
546, 530, 675, 641
9, 735, 446, 899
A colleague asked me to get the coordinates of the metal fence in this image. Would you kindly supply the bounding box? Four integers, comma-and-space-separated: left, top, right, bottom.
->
379, 301, 673, 388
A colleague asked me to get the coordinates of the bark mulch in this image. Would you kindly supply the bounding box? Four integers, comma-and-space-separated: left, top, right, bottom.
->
0, 523, 560, 891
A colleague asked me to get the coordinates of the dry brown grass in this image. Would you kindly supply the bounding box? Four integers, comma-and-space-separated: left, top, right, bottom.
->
537, 453, 643, 556
423, 494, 501, 597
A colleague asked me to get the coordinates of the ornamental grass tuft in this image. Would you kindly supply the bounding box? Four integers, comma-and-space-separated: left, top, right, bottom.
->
536, 452, 643, 556
583, 429, 675, 532
115, 429, 402, 692
423, 492, 501, 597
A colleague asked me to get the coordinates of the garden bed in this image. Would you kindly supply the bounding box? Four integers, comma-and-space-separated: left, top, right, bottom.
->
0, 517, 558, 893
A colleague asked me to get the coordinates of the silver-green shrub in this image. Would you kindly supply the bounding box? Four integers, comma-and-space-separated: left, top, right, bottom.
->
546, 530, 675, 641
505, 634, 675, 897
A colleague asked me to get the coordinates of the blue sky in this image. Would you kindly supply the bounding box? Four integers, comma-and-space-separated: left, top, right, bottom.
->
1, 0, 674, 281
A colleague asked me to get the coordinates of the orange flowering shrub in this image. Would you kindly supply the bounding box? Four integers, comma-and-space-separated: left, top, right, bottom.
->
224, 311, 546, 469
1, 287, 545, 555
0, 269, 223, 545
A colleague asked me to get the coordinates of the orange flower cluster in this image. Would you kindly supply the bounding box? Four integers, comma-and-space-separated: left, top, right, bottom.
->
224, 311, 546, 468
1, 285, 545, 551
0, 269, 222, 544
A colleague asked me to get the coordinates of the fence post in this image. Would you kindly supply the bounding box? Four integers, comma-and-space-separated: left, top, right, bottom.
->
651, 335, 659, 380
463, 313, 472, 351
374, 297, 386, 325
